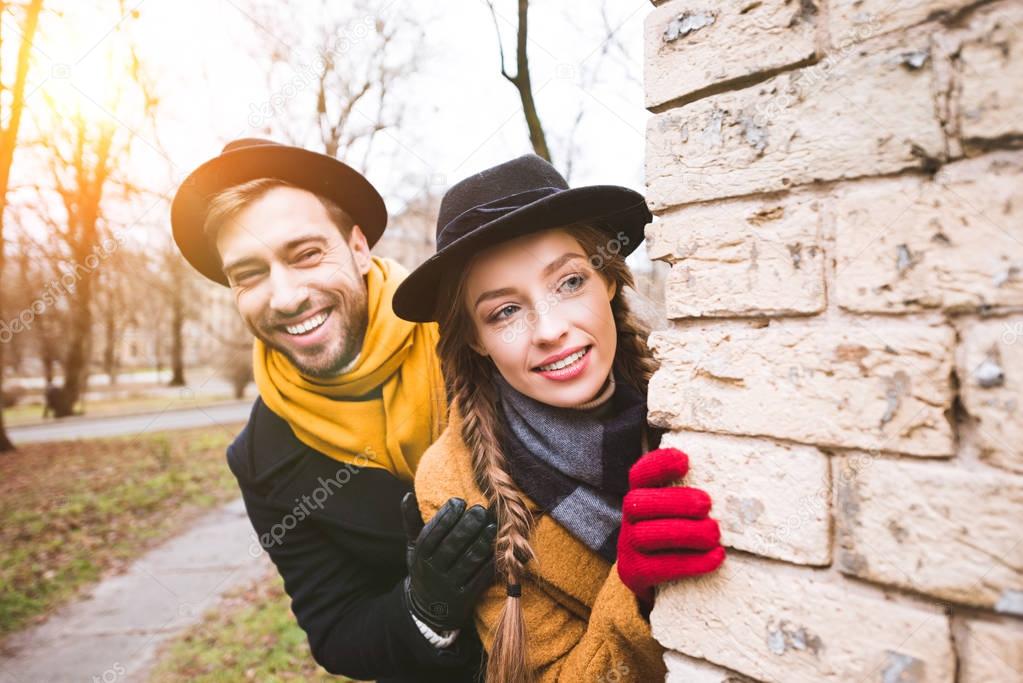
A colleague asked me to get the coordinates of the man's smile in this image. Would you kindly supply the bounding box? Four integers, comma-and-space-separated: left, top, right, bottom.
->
279, 307, 333, 336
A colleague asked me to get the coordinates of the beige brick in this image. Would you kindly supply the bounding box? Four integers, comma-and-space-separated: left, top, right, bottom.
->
956, 617, 1023, 683
646, 25, 944, 209
959, 2, 1023, 146
662, 431, 831, 565
958, 315, 1023, 474
664, 651, 757, 683
957, 316, 1023, 478
648, 321, 956, 456
647, 192, 826, 318
829, 0, 976, 45
651, 554, 955, 682
834, 151, 1023, 314
835, 456, 1023, 612
645, 0, 817, 109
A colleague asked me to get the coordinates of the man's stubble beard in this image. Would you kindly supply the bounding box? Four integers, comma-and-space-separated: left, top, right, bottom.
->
253, 280, 369, 380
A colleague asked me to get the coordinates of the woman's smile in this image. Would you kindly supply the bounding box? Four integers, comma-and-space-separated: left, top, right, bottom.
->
532, 344, 592, 381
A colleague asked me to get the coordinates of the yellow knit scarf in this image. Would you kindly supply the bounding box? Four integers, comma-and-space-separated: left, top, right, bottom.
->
253, 256, 446, 482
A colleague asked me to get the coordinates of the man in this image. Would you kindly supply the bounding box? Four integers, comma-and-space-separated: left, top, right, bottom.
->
171, 138, 494, 682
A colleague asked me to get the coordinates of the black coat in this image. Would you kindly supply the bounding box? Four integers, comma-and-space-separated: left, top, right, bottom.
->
226, 398, 485, 682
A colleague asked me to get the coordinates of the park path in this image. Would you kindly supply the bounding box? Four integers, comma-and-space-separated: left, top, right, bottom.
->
8, 400, 253, 444
0, 498, 270, 682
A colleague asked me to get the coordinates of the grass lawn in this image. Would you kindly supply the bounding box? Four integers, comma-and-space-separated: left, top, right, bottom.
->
148, 569, 353, 683
0, 423, 244, 638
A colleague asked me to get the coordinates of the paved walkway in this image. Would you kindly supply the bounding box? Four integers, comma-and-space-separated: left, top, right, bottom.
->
0, 498, 270, 682
8, 400, 253, 444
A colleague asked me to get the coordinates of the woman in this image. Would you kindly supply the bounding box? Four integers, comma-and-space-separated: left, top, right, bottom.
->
392, 155, 725, 682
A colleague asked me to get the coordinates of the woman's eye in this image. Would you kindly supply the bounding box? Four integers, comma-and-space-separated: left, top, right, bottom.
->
492, 304, 519, 321
559, 273, 586, 293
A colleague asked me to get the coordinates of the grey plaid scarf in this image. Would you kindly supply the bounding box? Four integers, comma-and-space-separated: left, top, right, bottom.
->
493, 371, 658, 562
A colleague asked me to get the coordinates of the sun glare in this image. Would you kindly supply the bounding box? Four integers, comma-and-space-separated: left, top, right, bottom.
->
31, 2, 140, 127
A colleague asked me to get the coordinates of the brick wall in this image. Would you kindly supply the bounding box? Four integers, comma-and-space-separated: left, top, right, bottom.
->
643, 1, 1023, 681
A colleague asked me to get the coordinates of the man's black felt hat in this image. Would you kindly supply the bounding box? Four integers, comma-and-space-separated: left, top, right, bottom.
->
171, 138, 387, 286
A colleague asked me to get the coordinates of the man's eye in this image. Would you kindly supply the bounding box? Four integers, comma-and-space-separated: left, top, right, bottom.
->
297, 249, 320, 262
234, 271, 258, 283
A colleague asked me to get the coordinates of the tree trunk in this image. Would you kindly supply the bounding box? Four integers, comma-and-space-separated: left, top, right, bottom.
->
41, 315, 57, 384
154, 328, 164, 376
169, 292, 186, 386
514, 0, 550, 162
488, 0, 552, 163
43, 354, 54, 384
103, 304, 118, 386
233, 376, 247, 400
53, 270, 93, 417
53, 181, 104, 417
0, 344, 12, 450
0, 0, 46, 452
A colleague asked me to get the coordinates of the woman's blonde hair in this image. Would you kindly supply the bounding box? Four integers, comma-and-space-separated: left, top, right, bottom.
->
435, 223, 655, 683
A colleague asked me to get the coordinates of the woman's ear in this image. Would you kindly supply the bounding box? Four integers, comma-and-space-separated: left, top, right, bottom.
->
606, 278, 618, 301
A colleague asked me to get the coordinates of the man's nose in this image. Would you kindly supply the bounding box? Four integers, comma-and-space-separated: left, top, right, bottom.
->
268, 265, 311, 316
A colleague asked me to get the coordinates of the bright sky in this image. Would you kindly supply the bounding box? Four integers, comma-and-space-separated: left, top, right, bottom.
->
9, 0, 650, 238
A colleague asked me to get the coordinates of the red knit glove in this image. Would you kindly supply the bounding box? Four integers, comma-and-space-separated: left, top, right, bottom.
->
617, 448, 725, 607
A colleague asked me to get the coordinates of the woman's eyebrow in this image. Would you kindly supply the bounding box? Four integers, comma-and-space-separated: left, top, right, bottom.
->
474, 286, 517, 310
541, 252, 586, 278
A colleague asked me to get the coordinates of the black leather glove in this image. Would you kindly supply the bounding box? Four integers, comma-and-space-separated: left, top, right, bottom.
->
401, 492, 498, 632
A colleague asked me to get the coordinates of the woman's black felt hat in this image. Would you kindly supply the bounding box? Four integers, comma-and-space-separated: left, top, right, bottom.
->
392, 154, 651, 322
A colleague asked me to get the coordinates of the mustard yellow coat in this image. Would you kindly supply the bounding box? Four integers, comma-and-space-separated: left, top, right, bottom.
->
414, 410, 667, 682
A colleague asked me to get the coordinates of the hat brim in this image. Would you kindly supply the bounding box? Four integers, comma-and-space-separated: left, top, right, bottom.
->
392, 185, 651, 323
171, 145, 387, 286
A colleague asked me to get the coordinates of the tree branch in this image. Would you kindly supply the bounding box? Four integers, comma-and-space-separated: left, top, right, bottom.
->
483, 0, 516, 84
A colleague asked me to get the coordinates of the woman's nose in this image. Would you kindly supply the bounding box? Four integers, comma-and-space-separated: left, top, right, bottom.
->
531, 306, 570, 346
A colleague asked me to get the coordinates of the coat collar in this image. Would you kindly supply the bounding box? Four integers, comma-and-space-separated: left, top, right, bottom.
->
228, 397, 410, 540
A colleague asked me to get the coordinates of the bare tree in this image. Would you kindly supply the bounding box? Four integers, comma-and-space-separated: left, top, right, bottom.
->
94, 225, 123, 388
150, 239, 197, 387
4, 230, 67, 382
219, 321, 254, 400
4, 232, 35, 375
485, 0, 551, 162
555, 1, 638, 182
166, 263, 187, 387
93, 245, 148, 386
92, 238, 197, 388
25, 2, 160, 417
0, 0, 45, 451
39, 115, 119, 416
245, 0, 425, 175
188, 288, 253, 400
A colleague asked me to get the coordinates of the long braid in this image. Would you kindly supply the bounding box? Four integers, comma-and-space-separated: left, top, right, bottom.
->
459, 371, 536, 577
438, 282, 536, 683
